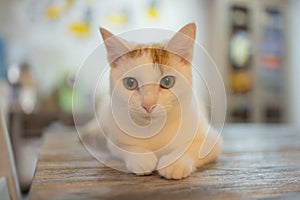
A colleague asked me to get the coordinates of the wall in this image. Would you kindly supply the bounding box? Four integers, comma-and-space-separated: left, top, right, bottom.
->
0, 0, 210, 96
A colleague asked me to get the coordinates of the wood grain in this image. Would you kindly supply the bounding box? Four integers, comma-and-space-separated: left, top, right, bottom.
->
29, 125, 300, 199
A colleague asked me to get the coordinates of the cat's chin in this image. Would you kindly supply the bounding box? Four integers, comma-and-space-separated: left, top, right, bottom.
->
132, 116, 151, 127
130, 112, 163, 127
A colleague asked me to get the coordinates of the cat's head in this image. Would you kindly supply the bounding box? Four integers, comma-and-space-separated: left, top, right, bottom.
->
100, 23, 196, 121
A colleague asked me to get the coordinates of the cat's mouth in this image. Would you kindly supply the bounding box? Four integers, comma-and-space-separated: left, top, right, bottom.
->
130, 114, 151, 126
137, 113, 158, 120
136, 110, 164, 118
128, 110, 162, 126
130, 105, 168, 113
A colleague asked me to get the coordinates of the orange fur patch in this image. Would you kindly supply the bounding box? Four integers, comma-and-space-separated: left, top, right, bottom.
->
111, 43, 189, 71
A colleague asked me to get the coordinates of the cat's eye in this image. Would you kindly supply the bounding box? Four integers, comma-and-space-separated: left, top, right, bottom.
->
160, 76, 175, 89
123, 77, 138, 90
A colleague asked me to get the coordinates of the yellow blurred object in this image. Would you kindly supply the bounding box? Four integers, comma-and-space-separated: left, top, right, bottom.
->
45, 0, 74, 20
64, 0, 74, 10
45, 6, 61, 20
231, 72, 252, 93
69, 22, 90, 36
107, 13, 128, 26
147, 7, 158, 19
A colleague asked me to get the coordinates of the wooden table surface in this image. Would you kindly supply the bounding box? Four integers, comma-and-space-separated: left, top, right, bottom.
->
29, 125, 300, 200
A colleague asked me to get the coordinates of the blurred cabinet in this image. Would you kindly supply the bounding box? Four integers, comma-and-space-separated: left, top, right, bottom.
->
210, 0, 289, 123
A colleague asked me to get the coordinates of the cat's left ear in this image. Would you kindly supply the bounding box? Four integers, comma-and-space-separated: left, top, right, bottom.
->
165, 23, 196, 62
100, 27, 130, 65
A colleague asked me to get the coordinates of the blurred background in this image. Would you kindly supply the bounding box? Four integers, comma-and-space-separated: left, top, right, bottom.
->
0, 0, 299, 195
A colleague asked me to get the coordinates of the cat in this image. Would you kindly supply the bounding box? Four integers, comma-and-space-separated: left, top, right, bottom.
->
82, 23, 222, 179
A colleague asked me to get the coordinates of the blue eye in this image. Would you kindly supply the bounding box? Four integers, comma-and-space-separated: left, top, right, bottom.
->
160, 76, 175, 89
123, 77, 138, 90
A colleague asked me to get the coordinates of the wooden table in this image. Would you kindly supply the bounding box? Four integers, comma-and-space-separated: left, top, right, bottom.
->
29, 125, 300, 199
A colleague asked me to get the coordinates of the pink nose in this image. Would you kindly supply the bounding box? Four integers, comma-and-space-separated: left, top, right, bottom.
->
142, 103, 157, 113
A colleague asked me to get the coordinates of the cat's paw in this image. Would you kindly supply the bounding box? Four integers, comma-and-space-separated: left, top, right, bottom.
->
125, 152, 158, 175
157, 154, 195, 179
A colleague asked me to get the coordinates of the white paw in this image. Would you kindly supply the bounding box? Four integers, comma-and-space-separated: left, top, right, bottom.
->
158, 154, 195, 179
125, 152, 158, 175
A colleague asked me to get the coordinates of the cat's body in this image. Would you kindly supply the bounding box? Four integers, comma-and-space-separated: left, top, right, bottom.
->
82, 23, 222, 179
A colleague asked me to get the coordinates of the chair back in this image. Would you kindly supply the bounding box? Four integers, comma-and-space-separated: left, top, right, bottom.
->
0, 107, 21, 200
0, 177, 11, 200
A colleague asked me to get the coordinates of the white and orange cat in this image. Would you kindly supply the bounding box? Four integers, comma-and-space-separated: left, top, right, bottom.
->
83, 23, 222, 179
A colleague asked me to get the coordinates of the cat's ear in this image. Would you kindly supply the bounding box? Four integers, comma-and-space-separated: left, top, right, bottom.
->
165, 23, 196, 62
99, 27, 130, 64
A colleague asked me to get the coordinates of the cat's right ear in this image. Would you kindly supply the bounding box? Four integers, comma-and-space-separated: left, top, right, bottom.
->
99, 28, 130, 65
165, 23, 196, 63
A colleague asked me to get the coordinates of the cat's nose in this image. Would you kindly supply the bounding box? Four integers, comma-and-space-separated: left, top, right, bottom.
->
142, 103, 157, 114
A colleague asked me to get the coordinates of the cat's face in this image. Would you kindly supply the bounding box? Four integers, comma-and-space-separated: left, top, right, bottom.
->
100, 23, 196, 121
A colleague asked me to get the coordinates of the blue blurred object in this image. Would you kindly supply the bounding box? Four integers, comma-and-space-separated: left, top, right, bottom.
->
0, 36, 7, 79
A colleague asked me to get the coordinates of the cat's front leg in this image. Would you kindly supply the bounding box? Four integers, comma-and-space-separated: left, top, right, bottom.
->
157, 129, 222, 179
157, 153, 196, 179
125, 151, 158, 175
107, 141, 158, 175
